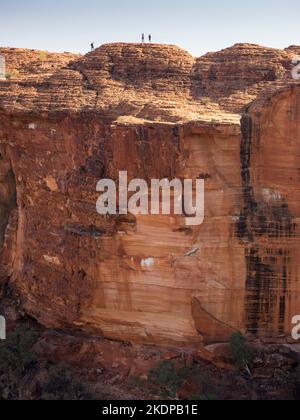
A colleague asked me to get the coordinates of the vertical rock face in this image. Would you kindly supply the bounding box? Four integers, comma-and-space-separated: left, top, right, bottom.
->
0, 116, 244, 347
240, 85, 300, 339
0, 43, 300, 348
0, 145, 16, 248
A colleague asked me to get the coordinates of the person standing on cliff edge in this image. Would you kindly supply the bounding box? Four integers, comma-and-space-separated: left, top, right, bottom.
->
91, 42, 94, 51
148, 34, 152, 43
142, 33, 145, 43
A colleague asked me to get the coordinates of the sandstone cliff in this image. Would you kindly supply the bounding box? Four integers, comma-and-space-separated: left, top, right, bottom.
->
0, 43, 299, 348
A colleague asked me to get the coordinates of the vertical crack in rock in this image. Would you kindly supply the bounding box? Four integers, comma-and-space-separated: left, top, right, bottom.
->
0, 145, 17, 250
238, 114, 296, 338
237, 114, 255, 242
0, 144, 17, 292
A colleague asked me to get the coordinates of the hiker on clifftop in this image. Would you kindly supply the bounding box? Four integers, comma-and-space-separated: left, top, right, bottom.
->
91, 42, 94, 51
142, 33, 145, 43
148, 34, 152, 43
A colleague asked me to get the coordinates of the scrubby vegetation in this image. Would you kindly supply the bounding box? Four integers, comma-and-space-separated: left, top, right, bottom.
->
0, 321, 38, 399
133, 360, 218, 400
230, 332, 255, 371
40, 364, 96, 400
0, 321, 98, 400
0, 321, 300, 400
5, 70, 19, 79
148, 360, 190, 398
38, 51, 47, 61
0, 322, 38, 375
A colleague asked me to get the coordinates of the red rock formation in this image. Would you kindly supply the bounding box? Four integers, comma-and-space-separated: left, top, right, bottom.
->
0, 43, 299, 348
240, 84, 300, 339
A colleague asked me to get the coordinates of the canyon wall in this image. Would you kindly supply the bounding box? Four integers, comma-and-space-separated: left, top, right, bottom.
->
0, 43, 299, 347
240, 84, 300, 339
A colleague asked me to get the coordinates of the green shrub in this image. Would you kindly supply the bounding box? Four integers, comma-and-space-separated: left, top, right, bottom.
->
45, 365, 73, 395
149, 360, 190, 398
5, 70, 19, 80
145, 362, 220, 400
38, 51, 47, 61
230, 332, 254, 371
42, 364, 95, 400
0, 323, 38, 374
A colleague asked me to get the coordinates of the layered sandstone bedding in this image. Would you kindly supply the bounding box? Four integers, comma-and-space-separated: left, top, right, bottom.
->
0, 43, 300, 348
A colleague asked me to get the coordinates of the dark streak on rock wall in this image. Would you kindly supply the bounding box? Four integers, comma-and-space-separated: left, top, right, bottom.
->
238, 115, 296, 337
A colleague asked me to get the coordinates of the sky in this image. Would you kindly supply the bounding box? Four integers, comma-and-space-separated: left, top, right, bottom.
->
0, 0, 300, 56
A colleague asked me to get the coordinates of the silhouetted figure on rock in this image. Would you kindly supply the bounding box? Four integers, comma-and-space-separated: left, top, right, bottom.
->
91, 43, 94, 52
149, 34, 152, 43
142, 33, 145, 43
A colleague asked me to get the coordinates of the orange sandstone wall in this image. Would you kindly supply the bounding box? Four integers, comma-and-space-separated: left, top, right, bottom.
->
239, 85, 300, 340
0, 115, 246, 347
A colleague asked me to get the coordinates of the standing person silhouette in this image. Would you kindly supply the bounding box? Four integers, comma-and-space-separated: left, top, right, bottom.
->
142, 33, 145, 43
148, 34, 152, 43
91, 42, 95, 52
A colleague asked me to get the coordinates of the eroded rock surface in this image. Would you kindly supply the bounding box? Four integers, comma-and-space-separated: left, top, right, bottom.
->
0, 43, 300, 348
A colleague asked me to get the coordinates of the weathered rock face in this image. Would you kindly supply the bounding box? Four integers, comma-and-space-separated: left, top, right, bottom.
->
240, 85, 300, 339
0, 48, 79, 76
0, 43, 297, 122
193, 43, 294, 109
0, 43, 299, 348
